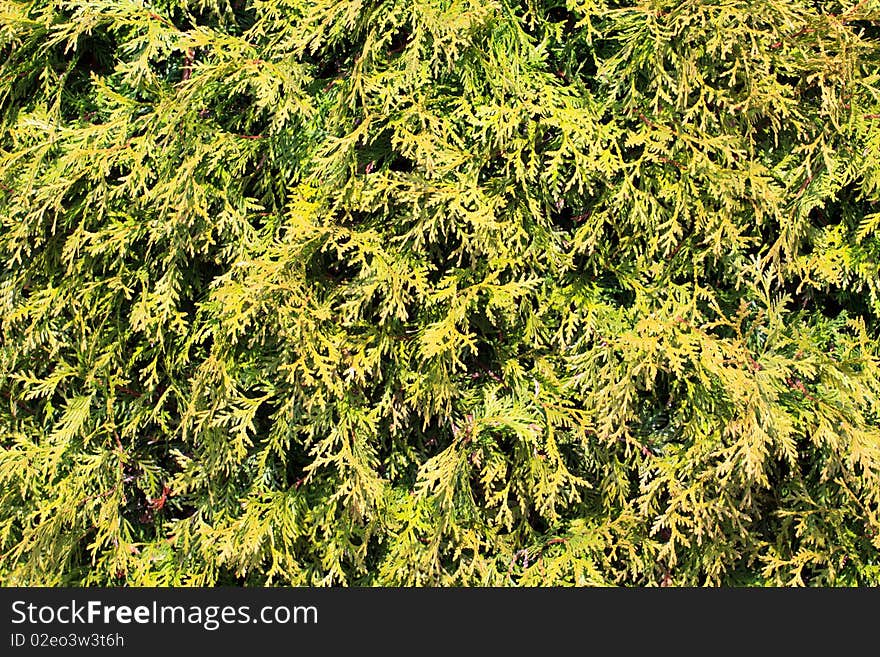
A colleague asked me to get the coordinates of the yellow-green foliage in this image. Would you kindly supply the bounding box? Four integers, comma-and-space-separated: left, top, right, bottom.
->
2, 0, 880, 586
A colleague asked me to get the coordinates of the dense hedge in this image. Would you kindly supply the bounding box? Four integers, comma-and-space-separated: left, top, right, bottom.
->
2, 0, 880, 585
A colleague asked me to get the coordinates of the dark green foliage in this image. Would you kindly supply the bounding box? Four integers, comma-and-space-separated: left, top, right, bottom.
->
2, 0, 879, 585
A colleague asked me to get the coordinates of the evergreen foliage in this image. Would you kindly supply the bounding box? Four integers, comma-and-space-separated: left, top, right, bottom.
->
2, 0, 880, 585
